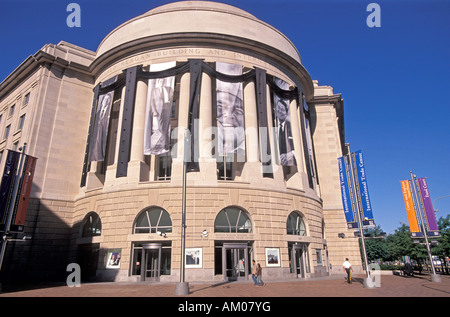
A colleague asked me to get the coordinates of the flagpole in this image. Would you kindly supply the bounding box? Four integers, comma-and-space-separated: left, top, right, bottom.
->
410, 171, 441, 283
0, 143, 27, 278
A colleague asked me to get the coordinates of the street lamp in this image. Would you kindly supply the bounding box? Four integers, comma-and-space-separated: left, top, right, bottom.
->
175, 129, 190, 296
433, 195, 450, 212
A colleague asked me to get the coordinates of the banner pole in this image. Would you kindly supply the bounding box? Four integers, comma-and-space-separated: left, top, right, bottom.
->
347, 150, 372, 288
409, 171, 441, 282
0, 143, 27, 276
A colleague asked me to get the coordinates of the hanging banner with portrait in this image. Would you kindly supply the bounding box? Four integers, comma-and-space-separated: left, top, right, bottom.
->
144, 62, 176, 155
215, 62, 245, 156
0, 150, 20, 227
274, 78, 296, 166
89, 91, 114, 162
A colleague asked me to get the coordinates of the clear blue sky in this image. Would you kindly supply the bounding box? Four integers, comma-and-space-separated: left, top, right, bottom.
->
1, 0, 449, 235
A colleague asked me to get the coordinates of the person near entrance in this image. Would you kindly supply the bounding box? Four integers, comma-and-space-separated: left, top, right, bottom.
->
251, 260, 258, 285
256, 263, 266, 287
342, 258, 353, 284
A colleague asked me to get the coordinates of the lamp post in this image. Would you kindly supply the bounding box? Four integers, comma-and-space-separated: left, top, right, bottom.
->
433, 195, 450, 212
175, 130, 189, 295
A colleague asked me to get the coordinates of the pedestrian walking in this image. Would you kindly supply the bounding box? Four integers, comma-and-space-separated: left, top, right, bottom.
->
342, 258, 353, 284
251, 260, 258, 285
256, 263, 266, 287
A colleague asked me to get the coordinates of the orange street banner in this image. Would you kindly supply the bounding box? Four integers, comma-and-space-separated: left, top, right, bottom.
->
400, 180, 420, 233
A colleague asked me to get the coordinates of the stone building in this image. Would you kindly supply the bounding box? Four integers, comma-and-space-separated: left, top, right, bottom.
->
0, 1, 361, 283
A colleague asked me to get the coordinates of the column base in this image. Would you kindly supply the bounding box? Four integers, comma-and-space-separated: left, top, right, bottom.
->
175, 282, 190, 295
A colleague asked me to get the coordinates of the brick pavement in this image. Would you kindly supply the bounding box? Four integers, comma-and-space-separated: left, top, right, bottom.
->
0, 273, 449, 298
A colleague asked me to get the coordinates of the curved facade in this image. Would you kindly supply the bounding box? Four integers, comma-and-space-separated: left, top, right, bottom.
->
0, 1, 361, 283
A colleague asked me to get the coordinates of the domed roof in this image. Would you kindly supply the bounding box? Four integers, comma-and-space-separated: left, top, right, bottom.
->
96, 1, 301, 64
142, 1, 257, 19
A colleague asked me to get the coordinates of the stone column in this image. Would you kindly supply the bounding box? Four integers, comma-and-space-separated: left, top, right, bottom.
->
285, 98, 304, 190
244, 81, 259, 163
240, 80, 263, 184
104, 85, 126, 186
172, 72, 190, 184
197, 72, 216, 184
128, 77, 149, 182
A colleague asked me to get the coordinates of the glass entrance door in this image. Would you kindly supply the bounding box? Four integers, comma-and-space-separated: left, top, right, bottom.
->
141, 244, 161, 281
289, 243, 305, 278
223, 243, 248, 281
294, 246, 304, 277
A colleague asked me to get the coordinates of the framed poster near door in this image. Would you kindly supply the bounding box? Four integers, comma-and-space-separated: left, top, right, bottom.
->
186, 248, 202, 268
265, 248, 280, 267
106, 249, 121, 269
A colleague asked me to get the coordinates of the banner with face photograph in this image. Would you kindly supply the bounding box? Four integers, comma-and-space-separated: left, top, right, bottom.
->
89, 91, 114, 162
0, 150, 20, 226
274, 78, 296, 166
215, 62, 245, 156
144, 62, 176, 155
303, 98, 316, 176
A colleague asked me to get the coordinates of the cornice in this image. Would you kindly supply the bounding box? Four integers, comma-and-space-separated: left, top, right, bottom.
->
90, 32, 314, 99
0, 49, 93, 102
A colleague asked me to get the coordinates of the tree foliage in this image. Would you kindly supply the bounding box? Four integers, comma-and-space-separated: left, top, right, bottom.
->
360, 215, 450, 268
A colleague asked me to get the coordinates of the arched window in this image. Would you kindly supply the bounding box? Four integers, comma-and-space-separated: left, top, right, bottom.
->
134, 207, 172, 234
214, 207, 252, 233
82, 212, 102, 237
286, 211, 306, 236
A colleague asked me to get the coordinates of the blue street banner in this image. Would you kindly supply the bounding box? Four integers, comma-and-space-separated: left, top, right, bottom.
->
353, 150, 375, 227
338, 156, 357, 229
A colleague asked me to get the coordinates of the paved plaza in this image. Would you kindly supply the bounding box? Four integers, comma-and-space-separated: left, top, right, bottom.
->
0, 273, 449, 298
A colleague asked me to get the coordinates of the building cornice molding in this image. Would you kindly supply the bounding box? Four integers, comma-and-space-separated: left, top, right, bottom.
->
0, 49, 93, 102
90, 32, 314, 99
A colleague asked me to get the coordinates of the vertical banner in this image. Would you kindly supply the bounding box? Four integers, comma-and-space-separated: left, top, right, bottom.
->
144, 62, 176, 155
274, 78, 296, 166
417, 177, 440, 236
400, 180, 421, 234
216, 62, 245, 156
89, 90, 114, 161
11, 155, 37, 231
338, 156, 357, 228
353, 150, 374, 226
303, 98, 315, 177
0, 150, 20, 228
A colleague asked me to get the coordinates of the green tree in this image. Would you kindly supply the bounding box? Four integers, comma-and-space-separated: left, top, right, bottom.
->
430, 215, 450, 274
362, 225, 389, 262
385, 224, 427, 266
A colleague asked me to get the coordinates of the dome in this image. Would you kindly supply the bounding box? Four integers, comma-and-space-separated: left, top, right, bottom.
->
96, 1, 301, 64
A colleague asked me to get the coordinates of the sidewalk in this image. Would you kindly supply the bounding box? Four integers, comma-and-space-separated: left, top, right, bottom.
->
0, 273, 449, 297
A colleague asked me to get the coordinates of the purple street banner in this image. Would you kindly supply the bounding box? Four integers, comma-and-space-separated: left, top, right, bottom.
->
417, 177, 440, 237
353, 150, 375, 227
0, 150, 20, 228
338, 156, 357, 229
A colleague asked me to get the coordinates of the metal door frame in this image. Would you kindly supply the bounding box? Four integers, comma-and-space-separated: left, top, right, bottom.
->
141, 243, 162, 282
290, 243, 306, 278
222, 243, 248, 281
